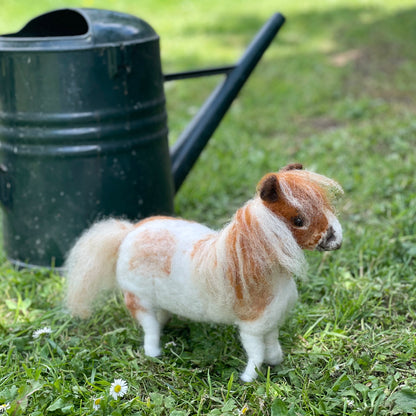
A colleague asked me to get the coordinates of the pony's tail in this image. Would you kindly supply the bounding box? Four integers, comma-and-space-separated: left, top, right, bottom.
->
65, 219, 135, 318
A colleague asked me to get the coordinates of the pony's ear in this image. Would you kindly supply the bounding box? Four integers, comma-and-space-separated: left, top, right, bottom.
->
258, 174, 280, 203
280, 163, 303, 171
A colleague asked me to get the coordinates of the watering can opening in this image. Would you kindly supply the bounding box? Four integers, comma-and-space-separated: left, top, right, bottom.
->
3, 9, 89, 38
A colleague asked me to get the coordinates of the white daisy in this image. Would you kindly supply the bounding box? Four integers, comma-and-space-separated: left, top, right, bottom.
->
92, 397, 102, 410
0, 403, 10, 413
33, 326, 52, 339
109, 379, 128, 400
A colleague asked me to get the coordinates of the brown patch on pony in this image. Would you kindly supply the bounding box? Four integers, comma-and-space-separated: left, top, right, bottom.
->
224, 205, 275, 321
129, 229, 176, 276
191, 234, 217, 267
124, 291, 146, 316
190, 234, 220, 300
258, 172, 331, 250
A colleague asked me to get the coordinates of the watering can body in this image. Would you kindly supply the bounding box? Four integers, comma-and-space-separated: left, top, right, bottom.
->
0, 8, 285, 268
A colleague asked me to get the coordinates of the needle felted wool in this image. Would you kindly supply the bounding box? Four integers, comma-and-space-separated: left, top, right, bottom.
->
65, 164, 343, 381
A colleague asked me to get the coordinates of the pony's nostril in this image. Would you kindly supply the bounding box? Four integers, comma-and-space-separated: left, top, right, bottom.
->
325, 226, 336, 243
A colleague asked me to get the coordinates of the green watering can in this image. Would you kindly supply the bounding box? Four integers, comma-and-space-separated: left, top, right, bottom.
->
0, 8, 285, 268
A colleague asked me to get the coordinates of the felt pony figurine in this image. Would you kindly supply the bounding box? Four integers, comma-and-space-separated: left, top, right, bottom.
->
65, 163, 343, 382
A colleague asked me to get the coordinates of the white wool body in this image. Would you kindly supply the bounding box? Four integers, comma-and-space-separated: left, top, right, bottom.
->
117, 199, 302, 326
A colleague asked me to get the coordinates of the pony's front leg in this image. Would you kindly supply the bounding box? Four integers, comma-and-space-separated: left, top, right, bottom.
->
239, 330, 266, 382
264, 329, 283, 365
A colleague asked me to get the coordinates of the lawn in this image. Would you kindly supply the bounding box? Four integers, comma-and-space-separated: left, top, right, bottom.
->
1, 0, 416, 414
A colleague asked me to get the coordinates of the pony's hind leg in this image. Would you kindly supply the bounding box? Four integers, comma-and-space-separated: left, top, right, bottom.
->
157, 309, 172, 327
264, 329, 283, 365
140, 312, 162, 357
124, 292, 162, 357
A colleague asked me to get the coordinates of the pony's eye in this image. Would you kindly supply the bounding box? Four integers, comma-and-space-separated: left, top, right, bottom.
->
292, 216, 305, 227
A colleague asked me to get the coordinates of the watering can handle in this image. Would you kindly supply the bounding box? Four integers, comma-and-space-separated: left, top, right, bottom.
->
170, 13, 286, 192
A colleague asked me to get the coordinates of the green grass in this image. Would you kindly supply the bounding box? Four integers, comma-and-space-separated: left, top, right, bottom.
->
1, 0, 416, 414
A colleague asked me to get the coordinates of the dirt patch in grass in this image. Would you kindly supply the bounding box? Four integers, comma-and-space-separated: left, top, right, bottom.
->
334, 8, 416, 109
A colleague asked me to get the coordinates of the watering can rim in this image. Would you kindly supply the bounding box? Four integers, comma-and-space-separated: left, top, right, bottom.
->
0, 8, 159, 51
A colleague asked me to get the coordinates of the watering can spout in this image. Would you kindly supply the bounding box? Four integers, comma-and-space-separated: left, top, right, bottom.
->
170, 13, 285, 192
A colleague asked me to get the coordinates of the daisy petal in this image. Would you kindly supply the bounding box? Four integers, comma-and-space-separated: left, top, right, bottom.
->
33, 326, 52, 339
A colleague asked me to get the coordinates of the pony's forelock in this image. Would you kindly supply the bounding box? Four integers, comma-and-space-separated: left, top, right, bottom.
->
276, 169, 343, 215
281, 169, 343, 198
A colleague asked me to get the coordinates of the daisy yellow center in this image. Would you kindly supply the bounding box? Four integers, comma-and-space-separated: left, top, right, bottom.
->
114, 385, 122, 393
94, 398, 101, 405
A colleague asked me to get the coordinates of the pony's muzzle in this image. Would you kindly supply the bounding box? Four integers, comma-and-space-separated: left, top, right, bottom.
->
317, 216, 343, 251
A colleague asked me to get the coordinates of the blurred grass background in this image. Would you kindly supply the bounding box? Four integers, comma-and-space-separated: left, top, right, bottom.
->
1, 0, 416, 415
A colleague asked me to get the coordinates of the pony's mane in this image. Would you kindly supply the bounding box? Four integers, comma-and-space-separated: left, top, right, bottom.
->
191, 199, 307, 320
222, 199, 307, 278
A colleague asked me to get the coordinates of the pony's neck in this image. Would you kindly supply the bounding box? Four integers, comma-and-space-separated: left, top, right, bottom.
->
218, 199, 306, 281
191, 198, 307, 284
190, 198, 307, 320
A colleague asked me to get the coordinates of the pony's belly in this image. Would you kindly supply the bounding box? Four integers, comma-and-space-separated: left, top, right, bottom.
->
153, 264, 236, 324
